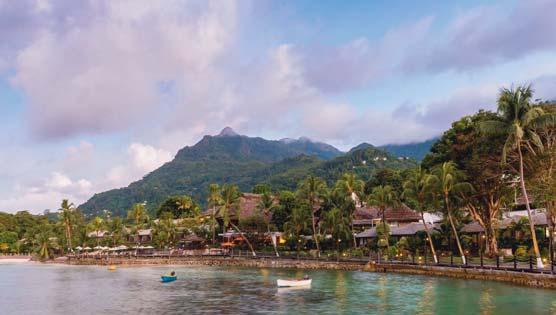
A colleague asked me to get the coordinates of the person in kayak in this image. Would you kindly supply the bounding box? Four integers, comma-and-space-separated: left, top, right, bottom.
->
303, 275, 309, 280
170, 271, 176, 276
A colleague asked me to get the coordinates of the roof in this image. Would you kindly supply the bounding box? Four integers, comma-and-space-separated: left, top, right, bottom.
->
461, 211, 548, 233
183, 234, 205, 242
356, 222, 435, 238
138, 229, 152, 236
87, 230, 109, 238
354, 203, 420, 222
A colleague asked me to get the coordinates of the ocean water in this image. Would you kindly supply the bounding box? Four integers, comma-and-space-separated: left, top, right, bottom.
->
1, 263, 555, 314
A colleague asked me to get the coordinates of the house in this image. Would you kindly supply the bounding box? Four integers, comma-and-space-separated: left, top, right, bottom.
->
352, 203, 421, 232
356, 222, 435, 247
128, 229, 152, 244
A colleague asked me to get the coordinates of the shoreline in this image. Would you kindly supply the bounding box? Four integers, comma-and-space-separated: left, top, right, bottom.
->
64, 256, 556, 289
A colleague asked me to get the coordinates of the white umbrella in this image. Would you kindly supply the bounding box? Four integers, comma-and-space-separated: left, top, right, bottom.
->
84, 247, 92, 251
94, 245, 103, 250
75, 246, 83, 250
117, 245, 128, 250
143, 245, 154, 249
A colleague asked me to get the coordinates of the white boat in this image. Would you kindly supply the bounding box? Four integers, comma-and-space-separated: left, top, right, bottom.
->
277, 278, 312, 287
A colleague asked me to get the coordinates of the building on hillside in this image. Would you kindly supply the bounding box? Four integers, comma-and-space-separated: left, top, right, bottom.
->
127, 229, 152, 244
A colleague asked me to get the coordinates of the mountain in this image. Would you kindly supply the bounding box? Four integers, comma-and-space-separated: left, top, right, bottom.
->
379, 138, 438, 161
79, 128, 415, 217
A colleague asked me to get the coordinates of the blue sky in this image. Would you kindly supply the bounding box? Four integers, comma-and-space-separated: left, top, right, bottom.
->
1, 0, 555, 213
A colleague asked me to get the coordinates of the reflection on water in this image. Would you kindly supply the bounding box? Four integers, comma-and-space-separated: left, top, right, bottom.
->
0, 263, 555, 314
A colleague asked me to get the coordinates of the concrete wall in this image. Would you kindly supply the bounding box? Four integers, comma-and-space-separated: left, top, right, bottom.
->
67, 256, 556, 289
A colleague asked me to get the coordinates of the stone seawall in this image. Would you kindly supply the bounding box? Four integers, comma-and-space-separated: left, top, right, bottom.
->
67, 256, 556, 289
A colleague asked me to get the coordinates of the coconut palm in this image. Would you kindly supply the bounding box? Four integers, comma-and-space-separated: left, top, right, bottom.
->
283, 206, 311, 258
322, 207, 351, 261
207, 184, 222, 244
479, 85, 556, 268
257, 192, 279, 257
88, 216, 105, 246
219, 185, 256, 256
367, 185, 399, 250
35, 225, 54, 261
403, 167, 439, 263
128, 203, 148, 230
430, 162, 471, 265
58, 199, 75, 253
334, 173, 364, 246
108, 217, 125, 246
297, 176, 327, 257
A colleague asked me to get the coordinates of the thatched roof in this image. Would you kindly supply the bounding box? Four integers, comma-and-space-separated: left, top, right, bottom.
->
354, 203, 420, 222
356, 222, 434, 238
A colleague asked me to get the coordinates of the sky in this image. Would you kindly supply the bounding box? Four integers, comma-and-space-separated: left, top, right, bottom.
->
1, 0, 556, 213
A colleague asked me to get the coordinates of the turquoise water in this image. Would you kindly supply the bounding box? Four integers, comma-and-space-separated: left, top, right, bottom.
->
1, 263, 555, 314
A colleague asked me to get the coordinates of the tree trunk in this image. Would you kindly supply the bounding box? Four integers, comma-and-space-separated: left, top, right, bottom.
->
66, 223, 72, 252
268, 223, 279, 257
230, 222, 256, 257
310, 201, 321, 257
421, 212, 438, 263
212, 206, 216, 244
485, 224, 498, 256
518, 145, 543, 268
446, 204, 466, 265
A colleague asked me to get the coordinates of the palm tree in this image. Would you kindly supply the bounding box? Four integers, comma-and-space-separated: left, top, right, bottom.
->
430, 162, 471, 265
219, 185, 256, 256
35, 225, 54, 261
59, 199, 75, 253
127, 204, 148, 253
334, 173, 364, 246
283, 206, 311, 258
297, 176, 327, 257
403, 167, 439, 263
207, 184, 222, 244
88, 216, 105, 246
367, 185, 399, 252
108, 217, 125, 246
322, 207, 351, 261
257, 192, 279, 257
479, 85, 556, 268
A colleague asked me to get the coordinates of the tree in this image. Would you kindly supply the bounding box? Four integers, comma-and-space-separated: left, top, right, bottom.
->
107, 217, 125, 246
156, 195, 199, 219
322, 207, 351, 261
153, 212, 177, 249
297, 176, 327, 257
365, 168, 403, 195
88, 216, 105, 246
334, 173, 364, 246
403, 167, 438, 263
257, 192, 279, 256
252, 183, 271, 194
207, 184, 222, 244
430, 162, 471, 265
367, 185, 399, 252
479, 85, 556, 268
219, 185, 256, 256
58, 199, 75, 252
272, 191, 297, 231
35, 224, 54, 261
128, 203, 148, 229
283, 206, 311, 258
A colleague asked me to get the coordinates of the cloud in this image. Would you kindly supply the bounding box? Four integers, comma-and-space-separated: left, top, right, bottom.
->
403, 0, 556, 73
0, 171, 94, 212
10, 0, 239, 139
106, 143, 173, 188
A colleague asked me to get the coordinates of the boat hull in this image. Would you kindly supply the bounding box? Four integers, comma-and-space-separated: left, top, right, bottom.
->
277, 279, 311, 287
161, 276, 177, 283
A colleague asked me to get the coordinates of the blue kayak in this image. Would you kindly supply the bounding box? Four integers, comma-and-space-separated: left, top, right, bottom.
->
161, 275, 177, 283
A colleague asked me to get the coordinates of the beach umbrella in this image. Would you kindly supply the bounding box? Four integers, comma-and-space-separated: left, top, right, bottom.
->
143, 245, 154, 249
94, 245, 103, 250
75, 246, 83, 251
117, 245, 128, 250
84, 247, 92, 251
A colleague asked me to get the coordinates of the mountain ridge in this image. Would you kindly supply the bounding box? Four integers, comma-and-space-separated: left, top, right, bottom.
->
79, 130, 427, 216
